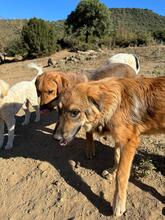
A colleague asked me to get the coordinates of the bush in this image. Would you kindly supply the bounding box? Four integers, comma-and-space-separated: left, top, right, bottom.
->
153, 29, 165, 43
22, 18, 57, 58
112, 27, 154, 47
4, 38, 28, 57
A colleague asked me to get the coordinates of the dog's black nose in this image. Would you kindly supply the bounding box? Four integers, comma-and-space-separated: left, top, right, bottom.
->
53, 132, 62, 141
52, 121, 63, 141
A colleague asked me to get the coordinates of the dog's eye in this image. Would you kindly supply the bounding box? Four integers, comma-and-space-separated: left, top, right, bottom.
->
70, 109, 80, 118
48, 90, 53, 94
37, 90, 41, 97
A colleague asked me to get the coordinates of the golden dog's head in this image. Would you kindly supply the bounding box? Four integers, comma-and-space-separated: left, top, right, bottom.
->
53, 80, 120, 145
35, 71, 68, 110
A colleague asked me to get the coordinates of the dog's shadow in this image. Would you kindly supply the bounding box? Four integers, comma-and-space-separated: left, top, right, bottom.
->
1, 111, 165, 216
1, 111, 114, 216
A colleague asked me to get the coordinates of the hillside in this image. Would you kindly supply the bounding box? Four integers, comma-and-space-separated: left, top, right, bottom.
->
110, 8, 165, 32
0, 8, 165, 52
0, 19, 27, 51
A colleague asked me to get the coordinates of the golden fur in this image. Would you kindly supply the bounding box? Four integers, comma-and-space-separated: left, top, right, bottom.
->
53, 76, 165, 217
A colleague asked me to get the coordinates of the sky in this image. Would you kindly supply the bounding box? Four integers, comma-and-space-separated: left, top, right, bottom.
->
0, 0, 164, 21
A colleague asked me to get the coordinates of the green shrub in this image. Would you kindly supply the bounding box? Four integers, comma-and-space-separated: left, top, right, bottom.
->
22, 18, 57, 58
5, 38, 28, 57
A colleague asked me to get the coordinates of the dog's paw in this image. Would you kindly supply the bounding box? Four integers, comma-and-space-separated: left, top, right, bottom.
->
4, 144, 13, 150
85, 148, 95, 159
102, 168, 116, 180
113, 195, 126, 217
34, 118, 40, 123
22, 121, 29, 126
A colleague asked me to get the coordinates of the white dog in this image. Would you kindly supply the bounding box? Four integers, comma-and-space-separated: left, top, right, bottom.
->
0, 63, 43, 150
107, 53, 140, 74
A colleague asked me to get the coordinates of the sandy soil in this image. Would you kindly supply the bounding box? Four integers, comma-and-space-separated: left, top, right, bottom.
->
0, 46, 164, 220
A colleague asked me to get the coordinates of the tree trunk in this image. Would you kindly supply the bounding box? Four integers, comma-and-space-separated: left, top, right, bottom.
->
85, 30, 89, 43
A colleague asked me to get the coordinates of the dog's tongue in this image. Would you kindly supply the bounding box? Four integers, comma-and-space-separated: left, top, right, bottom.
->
59, 139, 68, 146
40, 109, 50, 115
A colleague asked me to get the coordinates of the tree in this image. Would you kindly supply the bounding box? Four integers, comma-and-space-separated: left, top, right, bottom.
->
153, 29, 165, 43
22, 18, 57, 57
66, 0, 111, 43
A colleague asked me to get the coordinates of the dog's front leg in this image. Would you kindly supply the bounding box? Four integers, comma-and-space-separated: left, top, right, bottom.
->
4, 116, 15, 150
0, 119, 4, 148
85, 131, 95, 159
113, 136, 139, 217
22, 101, 31, 125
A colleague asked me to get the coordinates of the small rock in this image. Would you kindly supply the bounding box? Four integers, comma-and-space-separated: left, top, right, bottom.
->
68, 217, 75, 220
68, 160, 76, 167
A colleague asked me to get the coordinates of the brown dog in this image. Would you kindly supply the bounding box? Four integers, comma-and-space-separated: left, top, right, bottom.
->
54, 63, 138, 157
35, 71, 88, 110
53, 63, 137, 159
53, 76, 165, 217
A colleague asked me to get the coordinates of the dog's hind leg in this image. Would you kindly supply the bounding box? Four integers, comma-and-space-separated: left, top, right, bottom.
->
22, 100, 31, 125
0, 119, 4, 148
4, 116, 15, 150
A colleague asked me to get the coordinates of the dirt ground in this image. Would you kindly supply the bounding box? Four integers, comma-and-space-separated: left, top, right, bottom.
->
0, 46, 164, 220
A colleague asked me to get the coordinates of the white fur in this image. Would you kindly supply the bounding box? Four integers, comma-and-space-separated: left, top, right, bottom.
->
0, 63, 43, 149
0, 79, 9, 98
107, 53, 140, 74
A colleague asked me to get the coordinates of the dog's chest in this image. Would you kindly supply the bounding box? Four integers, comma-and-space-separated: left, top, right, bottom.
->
95, 124, 111, 136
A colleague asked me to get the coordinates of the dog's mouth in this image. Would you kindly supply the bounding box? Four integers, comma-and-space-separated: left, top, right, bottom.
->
40, 109, 50, 115
59, 138, 71, 146
59, 126, 81, 146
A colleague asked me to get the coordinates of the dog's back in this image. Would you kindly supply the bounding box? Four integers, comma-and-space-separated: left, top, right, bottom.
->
9, 81, 37, 99
118, 76, 165, 132
107, 53, 140, 74
88, 63, 137, 81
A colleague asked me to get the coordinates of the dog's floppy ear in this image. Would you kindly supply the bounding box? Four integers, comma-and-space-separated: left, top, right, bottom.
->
87, 95, 103, 112
35, 75, 40, 88
86, 83, 120, 118
86, 86, 105, 113
53, 74, 69, 94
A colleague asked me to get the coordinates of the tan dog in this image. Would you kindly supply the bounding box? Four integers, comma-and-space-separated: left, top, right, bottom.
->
53, 76, 165, 217
35, 71, 88, 110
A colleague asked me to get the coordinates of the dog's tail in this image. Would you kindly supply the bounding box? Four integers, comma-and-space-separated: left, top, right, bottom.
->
0, 79, 9, 98
133, 54, 140, 74
28, 63, 43, 82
